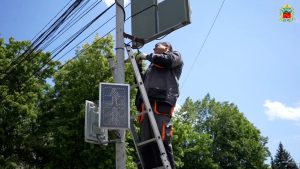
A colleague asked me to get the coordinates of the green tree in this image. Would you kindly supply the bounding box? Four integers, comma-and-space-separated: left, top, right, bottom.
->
0, 35, 272, 169
172, 97, 219, 169
35, 35, 138, 168
272, 142, 299, 169
0, 37, 59, 168
173, 94, 270, 169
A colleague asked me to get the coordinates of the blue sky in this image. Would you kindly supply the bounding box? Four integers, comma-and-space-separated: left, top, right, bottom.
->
1, 0, 300, 165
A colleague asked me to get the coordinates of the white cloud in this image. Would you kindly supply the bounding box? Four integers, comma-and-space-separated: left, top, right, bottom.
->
264, 100, 300, 121
104, 0, 130, 7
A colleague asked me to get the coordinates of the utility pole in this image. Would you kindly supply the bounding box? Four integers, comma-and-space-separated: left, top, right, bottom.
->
115, 0, 126, 168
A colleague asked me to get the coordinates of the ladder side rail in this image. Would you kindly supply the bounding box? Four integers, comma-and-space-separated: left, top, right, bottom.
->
125, 45, 171, 169
130, 121, 146, 169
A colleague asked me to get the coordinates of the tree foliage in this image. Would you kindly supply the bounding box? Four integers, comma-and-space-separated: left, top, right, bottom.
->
0, 37, 59, 168
34, 35, 138, 169
1, 35, 273, 169
172, 94, 270, 169
272, 142, 299, 169
172, 97, 218, 169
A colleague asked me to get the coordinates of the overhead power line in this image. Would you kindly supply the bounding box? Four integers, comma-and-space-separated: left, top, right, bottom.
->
24, 0, 84, 60
57, 27, 117, 71
30, 0, 72, 42
54, 2, 165, 72
56, 15, 116, 63
40, 0, 102, 51
6, 1, 77, 74
51, 3, 115, 63
33, 3, 116, 78
181, 0, 226, 89
1, 0, 84, 81
3, 1, 156, 86
50, 2, 132, 66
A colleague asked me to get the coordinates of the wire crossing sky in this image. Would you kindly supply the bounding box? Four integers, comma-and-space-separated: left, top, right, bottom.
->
1, 0, 300, 164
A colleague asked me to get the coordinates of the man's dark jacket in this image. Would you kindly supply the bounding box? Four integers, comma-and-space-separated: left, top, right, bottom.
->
138, 50, 183, 106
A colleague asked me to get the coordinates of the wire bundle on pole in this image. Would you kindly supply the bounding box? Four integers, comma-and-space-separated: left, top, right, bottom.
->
1, 0, 84, 81
1, 0, 159, 84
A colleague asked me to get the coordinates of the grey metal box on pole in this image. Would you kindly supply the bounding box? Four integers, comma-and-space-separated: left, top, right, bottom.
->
131, 0, 191, 47
158, 0, 191, 33
84, 100, 108, 145
131, 0, 157, 40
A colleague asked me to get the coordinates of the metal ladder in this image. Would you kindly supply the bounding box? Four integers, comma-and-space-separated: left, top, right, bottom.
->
125, 45, 172, 169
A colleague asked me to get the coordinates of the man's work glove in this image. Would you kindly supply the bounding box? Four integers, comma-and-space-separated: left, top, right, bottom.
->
135, 52, 147, 61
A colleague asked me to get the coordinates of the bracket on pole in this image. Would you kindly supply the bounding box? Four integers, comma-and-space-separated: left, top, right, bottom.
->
124, 32, 145, 48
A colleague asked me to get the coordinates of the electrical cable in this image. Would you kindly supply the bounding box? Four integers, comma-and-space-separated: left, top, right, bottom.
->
38, 1, 129, 69
28, 0, 83, 57
33, 3, 116, 77
115, 0, 126, 21
49, 3, 131, 70
0, 0, 74, 76
123, 3, 156, 48
40, 0, 102, 51
3, 1, 145, 85
56, 15, 116, 63
125, 4, 154, 21
51, 3, 115, 59
155, 34, 168, 40
1, 0, 123, 99
30, 0, 72, 42
42, 1, 95, 50
57, 26, 116, 70
181, 0, 226, 89
39, 0, 90, 50
1, 0, 83, 81
3, 1, 165, 83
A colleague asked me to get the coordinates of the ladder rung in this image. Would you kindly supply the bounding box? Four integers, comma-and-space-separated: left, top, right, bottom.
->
131, 111, 148, 119
152, 167, 165, 169
137, 138, 156, 147
126, 45, 171, 169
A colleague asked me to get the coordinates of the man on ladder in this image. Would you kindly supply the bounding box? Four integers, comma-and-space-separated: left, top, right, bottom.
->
135, 42, 183, 169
